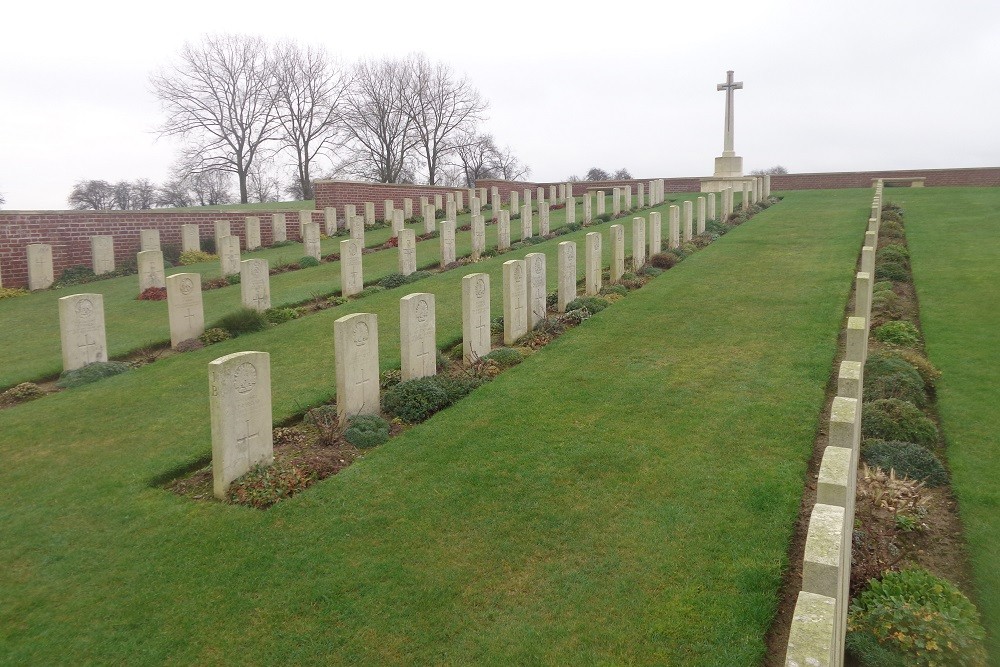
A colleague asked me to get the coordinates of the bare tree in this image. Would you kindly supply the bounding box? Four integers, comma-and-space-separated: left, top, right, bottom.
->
247, 161, 281, 203
190, 171, 234, 206
454, 132, 497, 186
68, 180, 115, 210
405, 54, 486, 185
273, 42, 349, 200
341, 58, 418, 183
612, 168, 632, 180
111, 181, 133, 210
156, 178, 194, 208
132, 179, 157, 209
489, 143, 530, 181
585, 167, 610, 181
150, 34, 280, 203
751, 165, 788, 175
0, 190, 6, 208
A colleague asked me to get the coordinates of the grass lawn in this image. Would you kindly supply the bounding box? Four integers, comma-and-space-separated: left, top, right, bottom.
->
0, 189, 869, 664
897, 186, 1000, 662
0, 194, 647, 389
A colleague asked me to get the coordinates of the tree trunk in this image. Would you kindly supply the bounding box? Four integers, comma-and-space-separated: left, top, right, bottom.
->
238, 169, 249, 204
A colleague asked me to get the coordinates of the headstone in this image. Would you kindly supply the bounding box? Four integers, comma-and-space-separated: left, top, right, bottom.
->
302, 222, 321, 261
682, 201, 693, 242
271, 213, 287, 243
697, 197, 707, 234
763, 174, 771, 198
521, 204, 533, 239
539, 202, 550, 235
384, 199, 395, 223
240, 259, 271, 312
439, 220, 456, 267
364, 202, 375, 226
525, 252, 546, 329
583, 193, 593, 224
181, 224, 200, 253
391, 209, 404, 238
536, 186, 545, 204
596, 190, 606, 215
612, 188, 621, 216
462, 272, 491, 365
345, 204, 357, 222
632, 217, 646, 270
403, 198, 413, 219
141, 229, 161, 252
418, 197, 428, 217
742, 182, 750, 211
498, 210, 511, 251
209, 350, 274, 500
649, 212, 662, 256
855, 272, 872, 318
471, 215, 486, 260
324, 207, 338, 235
637, 183, 645, 208
489, 187, 497, 209
558, 183, 566, 203
246, 217, 261, 250
624, 185, 633, 210
423, 204, 436, 234
510, 190, 519, 217
398, 229, 417, 276
708, 192, 717, 220
565, 196, 576, 225
218, 236, 241, 277
334, 312, 380, 423
350, 215, 365, 242
400, 293, 437, 381
471, 196, 481, 218
455, 190, 464, 210
557, 241, 577, 313
478, 187, 486, 205
137, 250, 165, 292
340, 239, 363, 297
90, 235, 115, 275
298, 210, 313, 238
213, 221, 230, 250
503, 259, 528, 344
433, 194, 443, 211
446, 198, 456, 222
166, 273, 205, 347
585, 232, 602, 296
58, 293, 107, 371
669, 206, 680, 249
523, 188, 532, 210
610, 224, 625, 282
549, 185, 557, 204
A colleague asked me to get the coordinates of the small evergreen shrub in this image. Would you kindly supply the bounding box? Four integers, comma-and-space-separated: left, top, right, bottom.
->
649, 253, 678, 269
681, 242, 697, 255
880, 220, 905, 238
888, 349, 941, 390
264, 308, 298, 325
862, 398, 938, 447
0, 287, 29, 300
406, 270, 432, 283
566, 296, 610, 314
57, 361, 132, 389
864, 353, 927, 406
596, 213, 612, 222
705, 219, 728, 235
875, 320, 920, 347
359, 285, 385, 297
561, 308, 591, 325
379, 369, 401, 389
379, 273, 408, 289
434, 375, 485, 403
871, 291, 903, 321
880, 208, 904, 223
198, 328, 232, 345
178, 250, 217, 265
344, 414, 390, 448
861, 439, 949, 486
599, 285, 627, 297
215, 308, 269, 336
0, 382, 44, 406
872, 280, 894, 293
877, 244, 910, 266
847, 567, 987, 667
483, 347, 523, 369
57, 265, 97, 285
381, 377, 450, 423
299, 256, 320, 268
564, 222, 582, 232
202, 237, 217, 253
875, 261, 909, 282
226, 461, 315, 509
269, 240, 295, 248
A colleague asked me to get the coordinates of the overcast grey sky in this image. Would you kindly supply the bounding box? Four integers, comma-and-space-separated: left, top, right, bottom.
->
2, 0, 998, 210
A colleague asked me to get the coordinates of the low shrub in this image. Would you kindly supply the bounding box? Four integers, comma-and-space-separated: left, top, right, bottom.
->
137, 287, 167, 301
198, 328, 232, 345
0, 287, 29, 300
344, 414, 390, 448
847, 567, 987, 667
359, 285, 385, 297
871, 291, 903, 323
880, 208, 904, 223
269, 240, 295, 248
864, 353, 927, 406
303, 405, 340, 446
0, 382, 45, 406
566, 296, 610, 314
57, 361, 132, 389
202, 237, 217, 253
178, 250, 217, 265
877, 244, 910, 266
705, 219, 728, 235
561, 308, 591, 325
264, 308, 298, 325
174, 338, 204, 352
880, 220, 905, 238
225, 273, 241, 285
57, 265, 97, 285
379, 273, 408, 289
434, 374, 485, 403
406, 270, 432, 283
862, 439, 949, 486
875, 320, 920, 347
872, 280, 894, 293
599, 285, 627, 297
875, 261, 909, 282
379, 369, 401, 389
226, 461, 315, 509
381, 377, 450, 423
862, 398, 938, 447
649, 253, 678, 269
299, 256, 320, 268
595, 213, 612, 223
483, 347, 523, 369
215, 308, 269, 336
887, 348, 941, 390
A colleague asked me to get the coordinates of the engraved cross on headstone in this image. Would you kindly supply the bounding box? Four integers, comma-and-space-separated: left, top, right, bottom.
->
237, 419, 259, 452
716, 70, 743, 155
415, 333, 433, 371
78, 333, 99, 363
185, 307, 198, 327
476, 311, 489, 346
253, 285, 267, 309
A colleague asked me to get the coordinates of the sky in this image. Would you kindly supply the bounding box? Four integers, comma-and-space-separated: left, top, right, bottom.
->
1, 0, 998, 210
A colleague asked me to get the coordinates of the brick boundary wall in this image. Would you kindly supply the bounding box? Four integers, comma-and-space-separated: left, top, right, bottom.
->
770, 167, 1000, 190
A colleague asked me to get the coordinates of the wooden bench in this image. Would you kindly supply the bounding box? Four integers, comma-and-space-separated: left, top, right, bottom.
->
873, 177, 926, 187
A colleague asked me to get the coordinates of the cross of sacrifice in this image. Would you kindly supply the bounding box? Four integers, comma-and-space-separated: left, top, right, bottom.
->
237, 419, 259, 452
716, 70, 743, 155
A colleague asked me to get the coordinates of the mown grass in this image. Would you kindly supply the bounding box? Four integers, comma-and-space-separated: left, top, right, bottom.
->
898, 186, 1000, 662
0, 189, 867, 664
0, 193, 654, 388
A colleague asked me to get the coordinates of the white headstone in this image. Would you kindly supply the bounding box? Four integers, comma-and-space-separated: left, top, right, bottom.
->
610, 224, 625, 282
271, 213, 287, 244
219, 236, 241, 276
525, 252, 546, 330
137, 250, 165, 292
433, 194, 443, 211
708, 192, 717, 221
462, 272, 491, 365
167, 273, 205, 347
334, 312, 379, 423
246, 217, 261, 250
298, 210, 313, 238
90, 235, 115, 275
213, 221, 230, 250
612, 188, 621, 216
303, 222, 321, 261
498, 210, 511, 251
503, 259, 528, 345
565, 196, 576, 225
398, 229, 417, 276
439, 220, 456, 267
58, 293, 107, 371
697, 197, 706, 234
350, 215, 365, 242
209, 350, 274, 499
510, 191, 519, 217
341, 238, 363, 297
181, 224, 200, 253
585, 232, 602, 296
391, 209, 404, 239
682, 201, 693, 242
364, 202, 375, 226
583, 193, 593, 224
549, 185, 557, 204
384, 199, 395, 223
539, 202, 550, 236
471, 215, 486, 260
403, 198, 413, 219
446, 197, 456, 222
669, 206, 680, 249
557, 241, 577, 313
596, 191, 606, 215
324, 207, 338, 235
632, 217, 646, 270
423, 204, 436, 235
624, 185, 633, 210
471, 196, 481, 218
346, 204, 357, 222
400, 293, 437, 381
637, 183, 645, 208
521, 204, 533, 239
241, 259, 271, 312
140, 229, 161, 252
649, 212, 662, 257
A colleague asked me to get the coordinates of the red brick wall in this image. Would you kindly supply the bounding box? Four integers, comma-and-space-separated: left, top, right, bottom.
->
0, 209, 321, 289
770, 167, 1000, 190
312, 180, 468, 219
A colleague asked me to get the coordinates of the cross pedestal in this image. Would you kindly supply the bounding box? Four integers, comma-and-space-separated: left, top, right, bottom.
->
702, 70, 748, 193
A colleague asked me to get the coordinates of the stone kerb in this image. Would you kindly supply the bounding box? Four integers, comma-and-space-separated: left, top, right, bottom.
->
785, 591, 836, 667
400, 293, 437, 381
209, 350, 274, 500
166, 273, 205, 347
462, 273, 491, 365
334, 312, 380, 423
58, 293, 108, 372
241, 259, 271, 312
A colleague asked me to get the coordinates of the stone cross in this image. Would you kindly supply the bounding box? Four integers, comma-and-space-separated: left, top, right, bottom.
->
340, 238, 363, 297
632, 217, 646, 270
585, 232, 602, 296
246, 217, 262, 250
717, 69, 743, 156
525, 252, 547, 330
58, 293, 108, 371
209, 350, 274, 499
334, 312, 380, 423
167, 273, 205, 347
398, 229, 417, 276
462, 273, 491, 365
557, 241, 577, 313
610, 224, 625, 283
503, 259, 528, 344
400, 293, 437, 381
137, 250, 165, 292
240, 259, 271, 312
